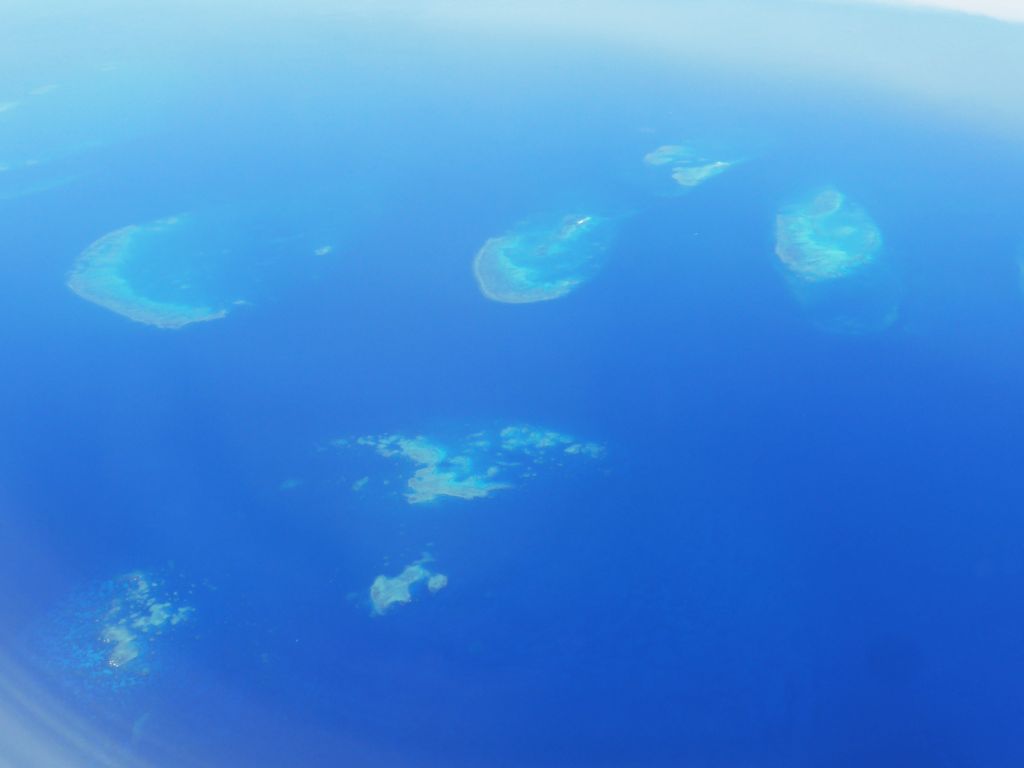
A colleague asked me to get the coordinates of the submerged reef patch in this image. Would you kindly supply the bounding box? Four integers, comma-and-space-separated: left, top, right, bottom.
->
68, 216, 229, 329
355, 434, 510, 504
473, 213, 616, 303
36, 571, 193, 694
776, 189, 881, 281
344, 425, 604, 505
775, 188, 899, 332
369, 556, 447, 615
643, 144, 735, 188
498, 425, 604, 458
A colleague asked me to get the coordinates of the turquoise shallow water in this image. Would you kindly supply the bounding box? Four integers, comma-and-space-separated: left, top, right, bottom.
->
2, 2, 1024, 766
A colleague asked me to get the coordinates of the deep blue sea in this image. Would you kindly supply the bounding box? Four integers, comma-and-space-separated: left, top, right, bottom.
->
3, 2, 1024, 766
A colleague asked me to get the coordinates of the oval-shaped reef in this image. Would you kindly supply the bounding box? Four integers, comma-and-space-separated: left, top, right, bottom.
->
68, 216, 230, 329
775, 188, 899, 332
473, 214, 615, 303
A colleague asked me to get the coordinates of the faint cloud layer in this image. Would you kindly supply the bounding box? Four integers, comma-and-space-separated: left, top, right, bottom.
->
5, 0, 1022, 133
413, 0, 1024, 135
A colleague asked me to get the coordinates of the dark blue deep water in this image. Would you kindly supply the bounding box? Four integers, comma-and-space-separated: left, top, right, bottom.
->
2, 2, 1024, 766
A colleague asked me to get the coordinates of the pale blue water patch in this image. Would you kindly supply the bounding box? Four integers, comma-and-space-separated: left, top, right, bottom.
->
0, 162, 82, 203
0, 51, 190, 209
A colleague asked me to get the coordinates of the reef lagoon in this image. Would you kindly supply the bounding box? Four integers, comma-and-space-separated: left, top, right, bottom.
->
3, 2, 1024, 767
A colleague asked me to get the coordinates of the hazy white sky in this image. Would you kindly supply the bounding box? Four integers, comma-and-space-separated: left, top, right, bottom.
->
867, 0, 1024, 22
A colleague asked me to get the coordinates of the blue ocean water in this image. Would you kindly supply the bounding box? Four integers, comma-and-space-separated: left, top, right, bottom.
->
3, 3, 1024, 766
